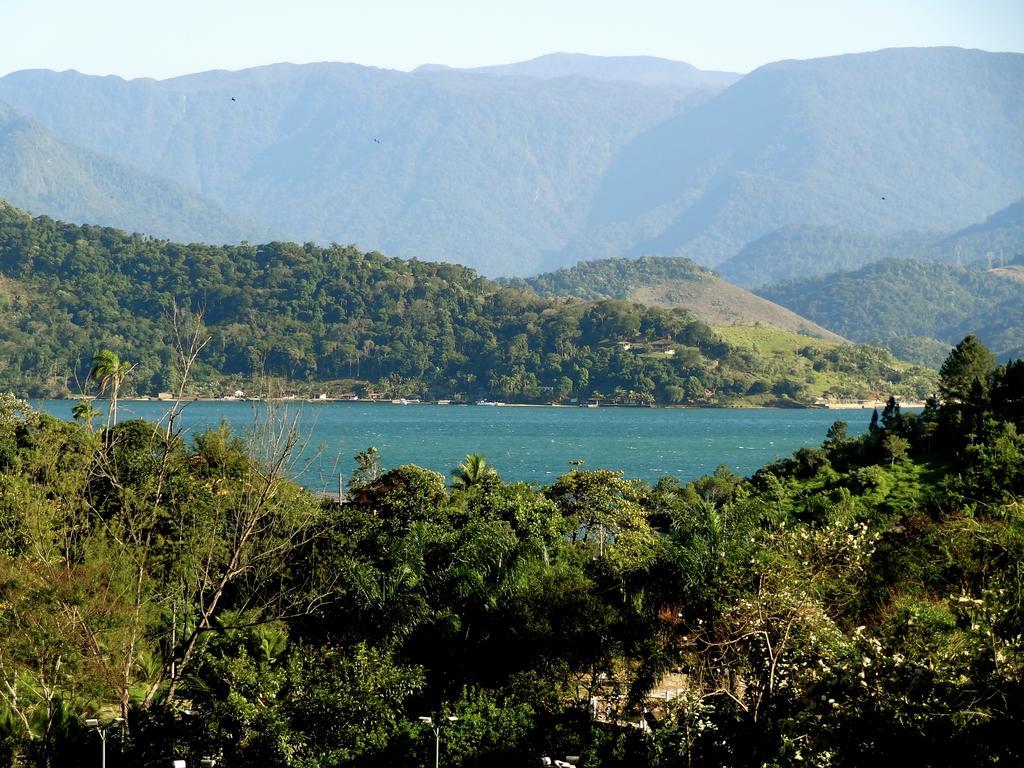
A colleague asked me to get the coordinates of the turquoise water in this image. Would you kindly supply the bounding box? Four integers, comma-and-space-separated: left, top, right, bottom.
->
32, 400, 878, 492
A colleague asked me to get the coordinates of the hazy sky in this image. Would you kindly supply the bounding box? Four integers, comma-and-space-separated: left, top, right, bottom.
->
2, 0, 1022, 79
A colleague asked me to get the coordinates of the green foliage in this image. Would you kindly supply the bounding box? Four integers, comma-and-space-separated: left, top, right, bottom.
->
1, 338, 1023, 767
719, 198, 1024, 288
451, 454, 500, 491
0, 205, 932, 404
510, 256, 713, 300
938, 334, 996, 402
760, 258, 1024, 364
718, 225, 939, 287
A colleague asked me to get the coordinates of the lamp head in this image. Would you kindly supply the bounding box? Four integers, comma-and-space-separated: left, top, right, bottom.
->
446, 716, 459, 722
85, 718, 99, 728
417, 716, 433, 725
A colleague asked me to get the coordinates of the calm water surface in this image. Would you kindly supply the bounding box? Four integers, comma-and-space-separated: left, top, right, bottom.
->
33, 401, 880, 492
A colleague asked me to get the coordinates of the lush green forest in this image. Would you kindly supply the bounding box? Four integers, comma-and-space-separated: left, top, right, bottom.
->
716, 226, 938, 288
717, 197, 1024, 288
759, 258, 1024, 367
507, 256, 713, 299
1, 336, 1021, 767
0, 203, 934, 404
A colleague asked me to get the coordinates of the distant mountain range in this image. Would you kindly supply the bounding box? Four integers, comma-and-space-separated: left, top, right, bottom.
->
0, 48, 1021, 276
570, 48, 1024, 269
0, 59, 694, 275
416, 52, 741, 90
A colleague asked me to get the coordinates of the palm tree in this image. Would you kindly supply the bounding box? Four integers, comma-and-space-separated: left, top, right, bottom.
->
89, 349, 133, 426
71, 398, 101, 431
451, 454, 499, 490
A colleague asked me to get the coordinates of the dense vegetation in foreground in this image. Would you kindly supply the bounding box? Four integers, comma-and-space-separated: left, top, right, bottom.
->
1, 336, 1021, 767
0, 203, 934, 405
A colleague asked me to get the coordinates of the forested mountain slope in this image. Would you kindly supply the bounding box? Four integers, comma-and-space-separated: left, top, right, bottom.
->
937, 196, 1024, 265
716, 226, 939, 287
759, 258, 1024, 365
563, 48, 1024, 269
0, 63, 689, 276
0, 100, 259, 244
718, 197, 1024, 287
0, 203, 933, 403
0, 49, 1020, 276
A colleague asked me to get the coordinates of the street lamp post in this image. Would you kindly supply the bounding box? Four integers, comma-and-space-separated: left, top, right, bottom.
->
418, 715, 458, 768
84, 717, 123, 768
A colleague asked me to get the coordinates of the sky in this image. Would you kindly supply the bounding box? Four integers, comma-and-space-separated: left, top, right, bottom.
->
2, 0, 1023, 79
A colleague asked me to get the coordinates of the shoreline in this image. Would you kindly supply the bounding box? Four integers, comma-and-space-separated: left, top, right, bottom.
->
35, 396, 927, 411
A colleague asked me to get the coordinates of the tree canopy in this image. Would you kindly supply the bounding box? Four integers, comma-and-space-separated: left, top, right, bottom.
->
0, 337, 1021, 767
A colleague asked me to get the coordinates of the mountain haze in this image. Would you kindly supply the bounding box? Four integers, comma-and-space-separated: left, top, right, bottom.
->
0, 63, 687, 275
936, 197, 1024, 266
0, 100, 261, 244
432, 52, 741, 89
718, 196, 1024, 287
759, 258, 1024, 364
564, 47, 1024, 269
0, 49, 1020, 276
716, 226, 938, 288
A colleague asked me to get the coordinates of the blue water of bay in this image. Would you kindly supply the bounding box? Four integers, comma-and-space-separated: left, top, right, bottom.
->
33, 400, 881, 492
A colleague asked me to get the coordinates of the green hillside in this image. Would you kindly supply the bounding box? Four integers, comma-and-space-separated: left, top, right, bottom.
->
718, 198, 1024, 288
937, 196, 1024, 265
759, 258, 1024, 365
0, 203, 934, 404
0, 100, 262, 245
716, 226, 938, 288
513, 256, 843, 339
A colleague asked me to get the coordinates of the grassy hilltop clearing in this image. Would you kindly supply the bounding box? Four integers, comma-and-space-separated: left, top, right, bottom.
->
508, 256, 843, 340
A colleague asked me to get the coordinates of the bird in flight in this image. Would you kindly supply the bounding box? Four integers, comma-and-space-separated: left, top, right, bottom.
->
373, 137, 382, 144
231, 97, 236, 102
